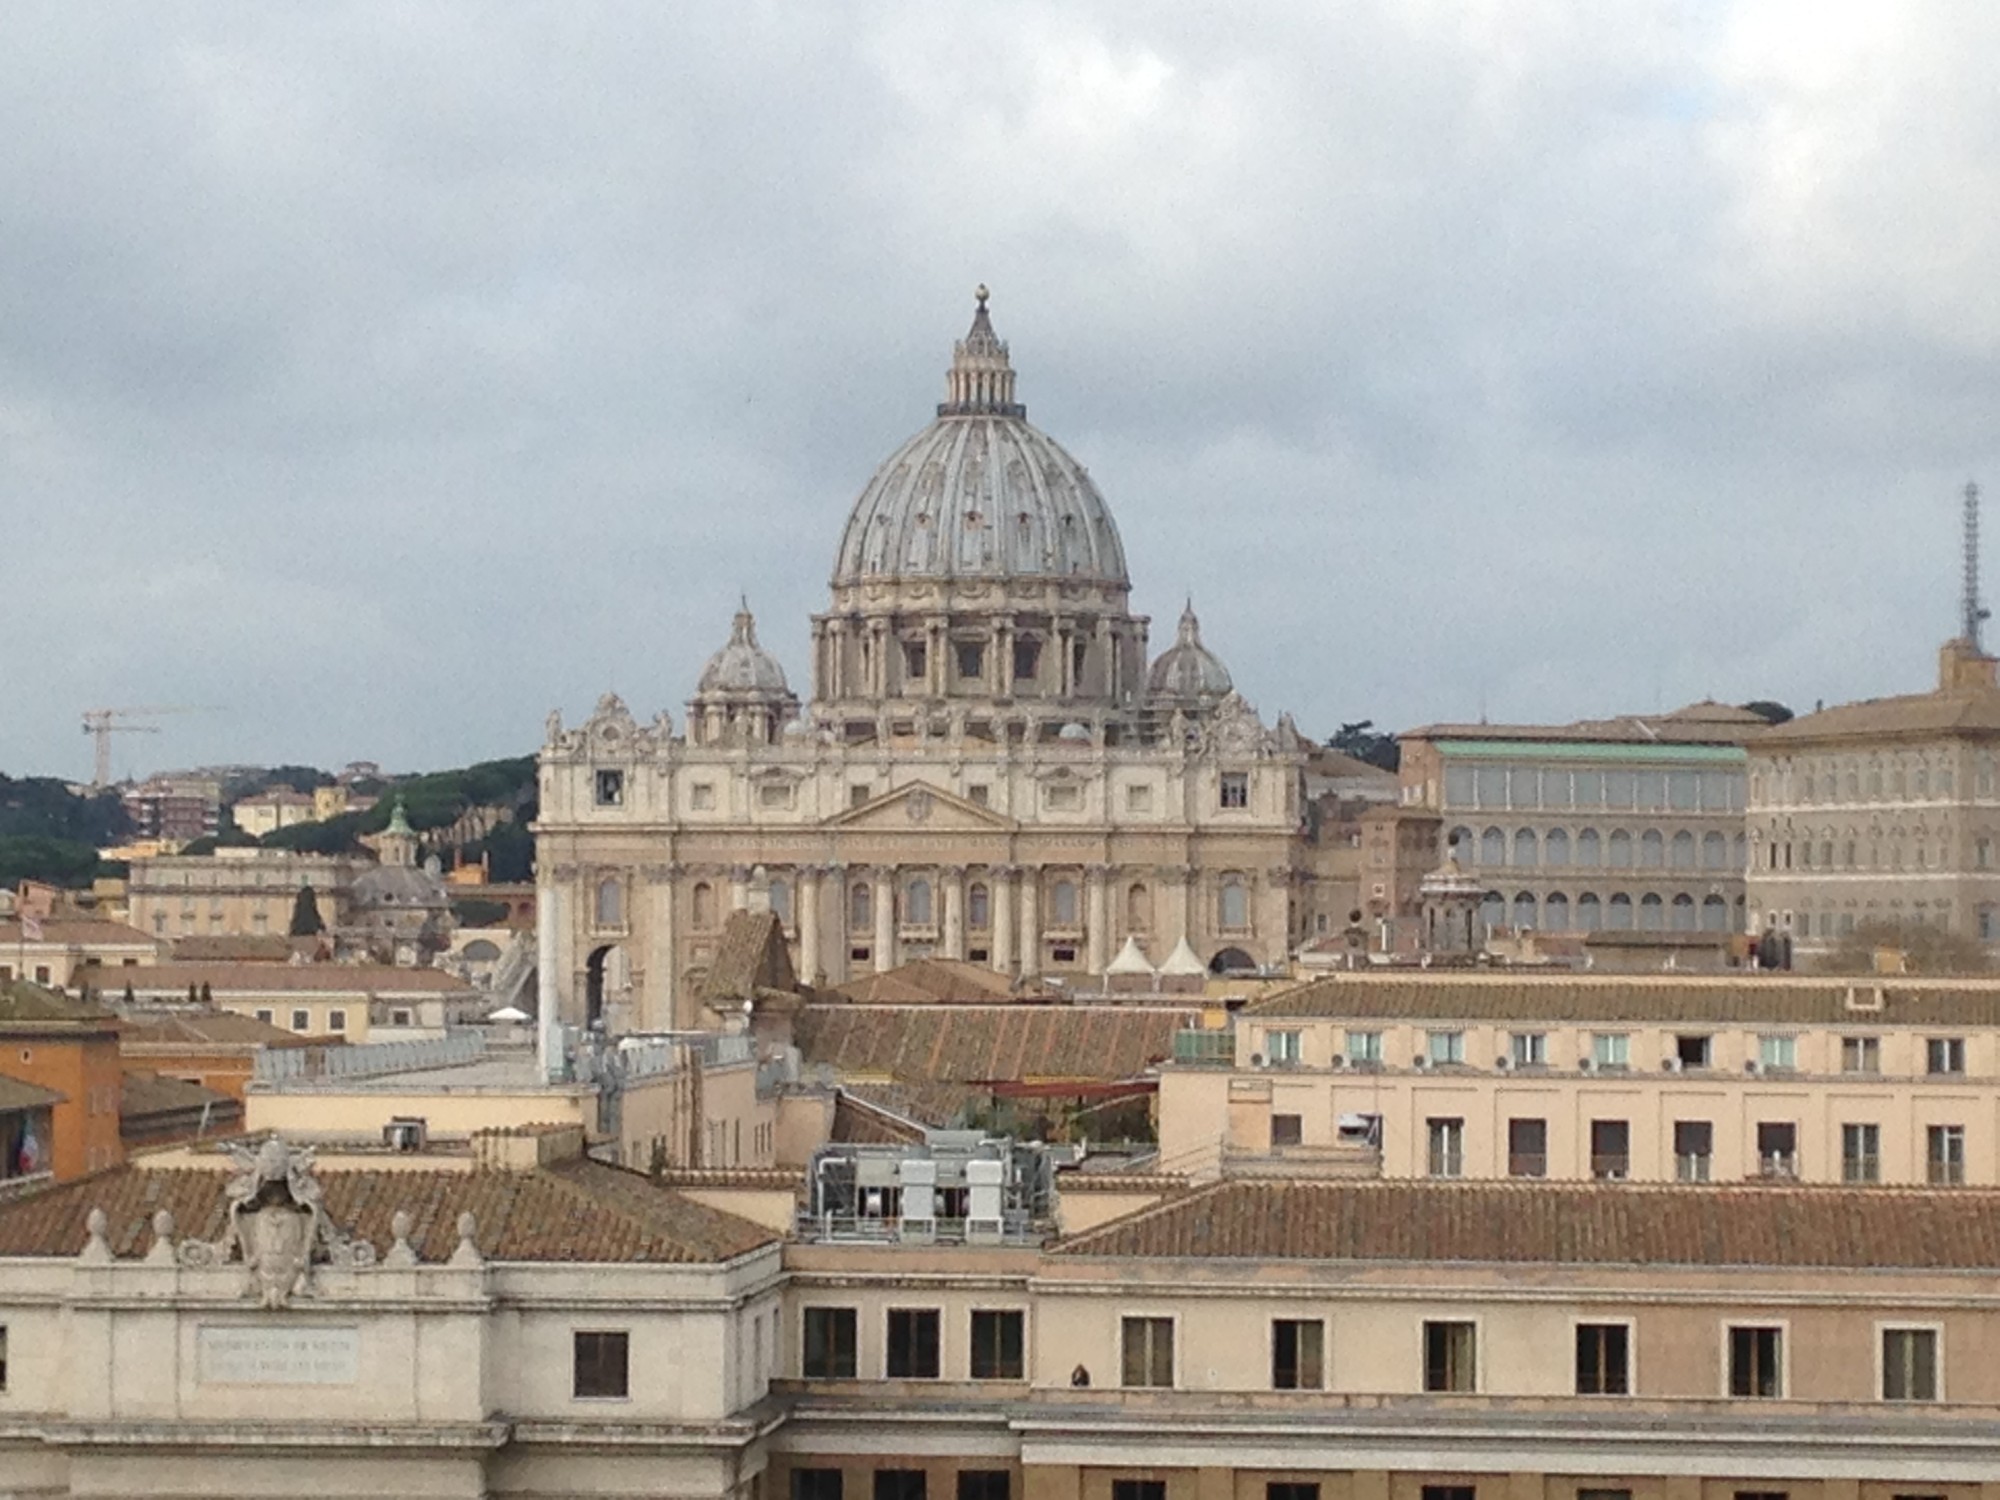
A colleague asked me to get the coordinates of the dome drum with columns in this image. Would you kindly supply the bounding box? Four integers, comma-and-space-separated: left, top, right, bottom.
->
536, 292, 1320, 1042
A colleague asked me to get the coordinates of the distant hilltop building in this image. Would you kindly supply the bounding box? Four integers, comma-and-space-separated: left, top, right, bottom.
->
538, 290, 1355, 1033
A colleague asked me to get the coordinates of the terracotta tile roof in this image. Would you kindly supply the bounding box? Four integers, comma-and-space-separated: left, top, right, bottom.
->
1244, 973, 2000, 1028
1054, 1178, 2000, 1269
0, 1158, 778, 1264
832, 1087, 931, 1144
1758, 686, 2000, 744
118, 1010, 319, 1049
169, 935, 298, 963
0, 1073, 62, 1112
123, 964, 473, 995
699, 911, 798, 1004
828, 959, 1022, 1005
796, 1003, 1199, 1083
0, 980, 120, 1033
117, 1071, 238, 1120
0, 918, 158, 948
1404, 703, 1766, 748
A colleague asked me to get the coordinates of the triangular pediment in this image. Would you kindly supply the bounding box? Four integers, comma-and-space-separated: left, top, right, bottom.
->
821, 780, 1016, 832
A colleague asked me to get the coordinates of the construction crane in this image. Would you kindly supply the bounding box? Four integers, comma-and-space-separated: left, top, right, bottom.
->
80, 706, 207, 788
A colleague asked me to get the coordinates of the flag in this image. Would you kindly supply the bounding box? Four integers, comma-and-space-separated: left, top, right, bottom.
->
19, 913, 43, 942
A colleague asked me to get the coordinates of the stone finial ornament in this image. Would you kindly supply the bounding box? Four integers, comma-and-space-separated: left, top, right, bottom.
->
144, 1209, 177, 1265
449, 1211, 482, 1267
384, 1209, 417, 1268
80, 1206, 112, 1264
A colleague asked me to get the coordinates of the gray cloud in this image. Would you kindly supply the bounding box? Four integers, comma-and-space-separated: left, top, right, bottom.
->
4, 1, 1998, 779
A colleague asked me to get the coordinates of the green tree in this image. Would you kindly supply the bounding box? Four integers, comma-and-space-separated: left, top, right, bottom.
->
1325, 719, 1400, 772
289, 884, 326, 937
1739, 700, 1795, 726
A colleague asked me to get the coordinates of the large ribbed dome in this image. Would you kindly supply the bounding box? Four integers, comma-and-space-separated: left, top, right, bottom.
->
830, 290, 1129, 590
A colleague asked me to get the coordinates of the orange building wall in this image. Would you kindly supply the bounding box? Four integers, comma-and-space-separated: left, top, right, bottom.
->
2, 1032, 125, 1180
116, 1050, 256, 1103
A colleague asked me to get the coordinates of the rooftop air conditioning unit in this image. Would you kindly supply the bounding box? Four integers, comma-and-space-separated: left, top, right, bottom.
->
1329, 1054, 1348, 1071
383, 1116, 428, 1153
1578, 1058, 1596, 1074
1249, 1054, 1266, 1068
1746, 1060, 1767, 1077
1413, 1054, 1432, 1070
1495, 1055, 1513, 1071
1663, 1057, 1683, 1073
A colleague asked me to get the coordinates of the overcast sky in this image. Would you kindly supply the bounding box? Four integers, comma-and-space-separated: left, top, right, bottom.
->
6, 3, 1999, 782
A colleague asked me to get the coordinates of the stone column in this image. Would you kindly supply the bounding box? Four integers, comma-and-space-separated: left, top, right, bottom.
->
941, 865, 966, 960
536, 875, 565, 1082
729, 866, 751, 911
873, 867, 897, 972
991, 865, 1016, 975
644, 863, 678, 1031
797, 865, 821, 987
1086, 865, 1111, 974
1018, 865, 1041, 980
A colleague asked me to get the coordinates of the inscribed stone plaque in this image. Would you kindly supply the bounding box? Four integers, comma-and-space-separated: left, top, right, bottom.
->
197, 1324, 360, 1385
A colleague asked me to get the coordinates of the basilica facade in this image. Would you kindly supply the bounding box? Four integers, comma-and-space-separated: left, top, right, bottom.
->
536, 292, 1310, 1032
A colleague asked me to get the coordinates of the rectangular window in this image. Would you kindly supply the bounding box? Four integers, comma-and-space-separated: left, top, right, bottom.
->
1676, 1034, 1712, 1067
1759, 1035, 1797, 1071
886, 1309, 941, 1379
1728, 1325, 1783, 1398
850, 783, 871, 808
1509, 1031, 1546, 1067
572, 1330, 629, 1399
1267, 1487, 1319, 1500
1590, 1119, 1630, 1180
1927, 1037, 1967, 1075
1420, 1490, 1475, 1500
793, 1471, 844, 1500
1575, 1322, 1631, 1394
1112, 1485, 1165, 1500
1346, 1030, 1382, 1065
254, 1009, 274, 1026
0, 1323, 6, 1391
1927, 1125, 1966, 1185
1121, 1316, 1174, 1388
1427, 1117, 1465, 1178
1757, 1121, 1799, 1178
1266, 1029, 1302, 1064
966, 784, 990, 807
1508, 1117, 1547, 1178
1012, 639, 1040, 681
956, 642, 984, 680
1882, 1327, 1939, 1401
969, 1310, 1024, 1380
1271, 1318, 1324, 1390
804, 1308, 858, 1379
1674, 1120, 1713, 1182
1591, 1033, 1630, 1069
1842, 1123, 1881, 1183
903, 641, 928, 681
326, 1009, 347, 1033
875, 1472, 926, 1500
1423, 1320, 1477, 1392
1125, 784, 1153, 813
1270, 1114, 1303, 1148
1842, 1035, 1881, 1073
290, 1009, 310, 1032
958, 1476, 1009, 1500
1426, 1029, 1464, 1065
1219, 772, 1250, 809
593, 768, 625, 807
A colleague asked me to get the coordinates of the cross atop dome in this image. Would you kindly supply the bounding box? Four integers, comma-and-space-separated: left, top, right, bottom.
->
939, 284, 1026, 419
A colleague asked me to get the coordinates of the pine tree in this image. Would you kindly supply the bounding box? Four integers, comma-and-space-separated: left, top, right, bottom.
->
289, 884, 326, 937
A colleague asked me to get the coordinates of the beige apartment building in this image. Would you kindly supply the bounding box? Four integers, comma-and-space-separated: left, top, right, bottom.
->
1747, 636, 2000, 956
1159, 972, 2000, 1187
7, 1127, 2000, 1495
1396, 704, 1763, 942
125, 847, 364, 942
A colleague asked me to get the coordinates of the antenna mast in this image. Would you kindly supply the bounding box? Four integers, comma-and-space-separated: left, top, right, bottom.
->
1965, 481, 1989, 649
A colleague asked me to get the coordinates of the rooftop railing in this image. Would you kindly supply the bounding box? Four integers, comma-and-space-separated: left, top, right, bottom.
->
253, 1028, 487, 1084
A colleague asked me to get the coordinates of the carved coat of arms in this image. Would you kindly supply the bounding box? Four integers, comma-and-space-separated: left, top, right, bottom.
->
179, 1137, 374, 1306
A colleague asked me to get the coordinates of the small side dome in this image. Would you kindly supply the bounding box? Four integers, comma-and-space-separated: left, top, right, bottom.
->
697, 600, 793, 699
1147, 601, 1234, 703
1057, 721, 1092, 742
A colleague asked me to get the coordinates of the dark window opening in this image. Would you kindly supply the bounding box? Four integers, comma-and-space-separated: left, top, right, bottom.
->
1270, 1114, 1303, 1148
1220, 772, 1250, 809
1121, 1316, 1174, 1388
958, 1474, 1009, 1500
970, 1310, 1024, 1380
594, 769, 624, 807
1507, 1117, 1547, 1178
804, 1308, 858, 1379
875, 1472, 926, 1500
1729, 1325, 1783, 1398
886, 1309, 940, 1379
1423, 1320, 1476, 1392
1757, 1121, 1798, 1177
1267, 1486, 1320, 1500
1575, 1322, 1630, 1394
956, 643, 985, 680
1013, 639, 1040, 681
1675, 1034, 1711, 1066
572, 1330, 629, 1399
794, 1472, 845, 1500
1112, 1485, 1165, 1500
1272, 1319, 1323, 1389
1674, 1119, 1713, 1181
1590, 1118, 1630, 1180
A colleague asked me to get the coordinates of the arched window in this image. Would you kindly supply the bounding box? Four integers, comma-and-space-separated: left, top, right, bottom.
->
848, 881, 871, 931
1217, 877, 1249, 931
1513, 829, 1539, 867
1543, 891, 1570, 931
1732, 833, 1747, 870
1700, 894, 1728, 932
1701, 830, 1727, 869
1544, 829, 1570, 867
1916, 767, 1931, 797
1052, 878, 1080, 927
1639, 893, 1665, 931
1576, 893, 1602, 931
1126, 882, 1152, 931
1448, 826, 1474, 861
594, 877, 623, 928
692, 882, 716, 931
1607, 893, 1634, 930
1671, 893, 1696, 931
1607, 830, 1633, 868
1479, 891, 1504, 932
1576, 828, 1601, 867
1481, 827, 1506, 866
769, 878, 791, 924
905, 877, 933, 925
1639, 830, 1665, 868
1670, 831, 1695, 869
968, 882, 991, 930
1512, 891, 1537, 930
